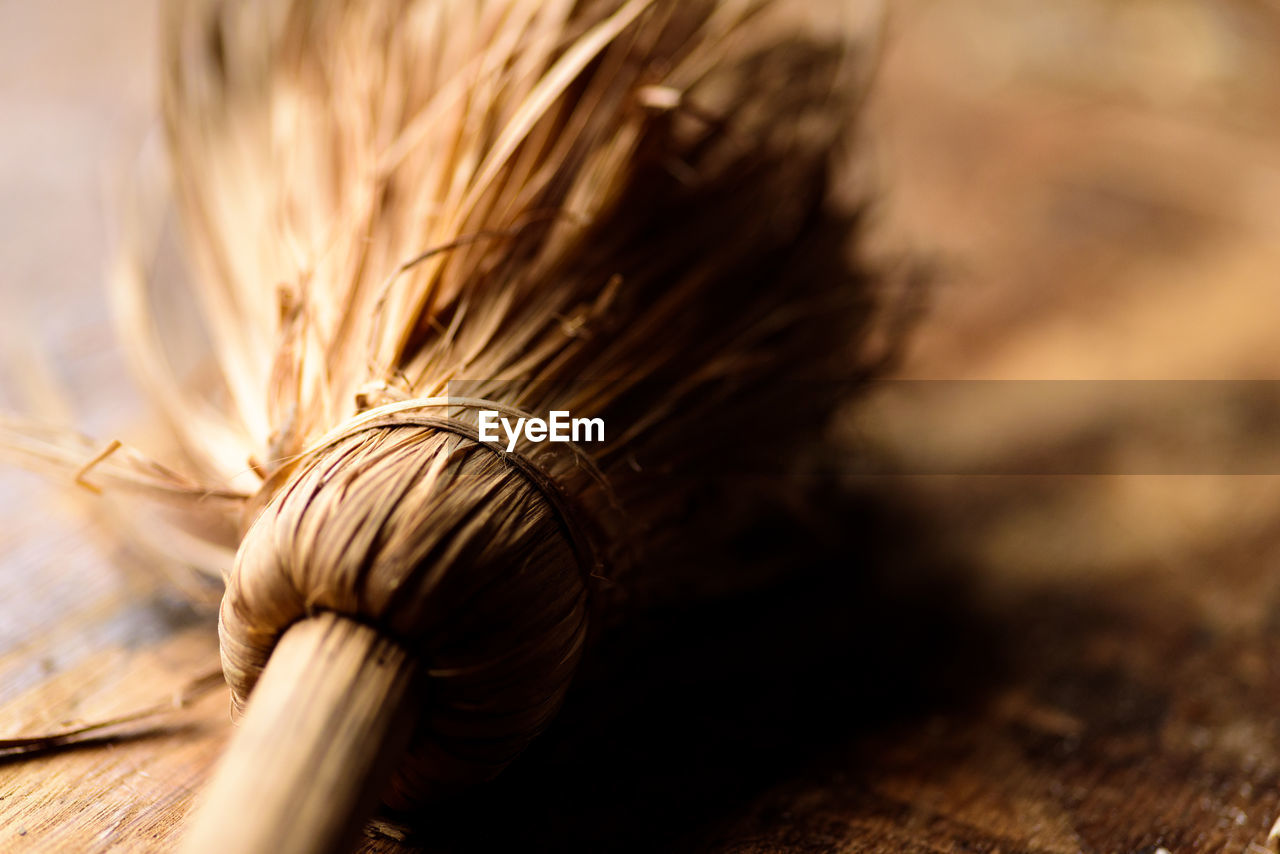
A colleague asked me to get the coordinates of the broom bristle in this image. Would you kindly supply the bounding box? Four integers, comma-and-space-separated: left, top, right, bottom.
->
150, 0, 861, 475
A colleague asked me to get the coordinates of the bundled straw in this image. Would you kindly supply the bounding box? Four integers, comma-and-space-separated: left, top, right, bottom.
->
4, 0, 878, 850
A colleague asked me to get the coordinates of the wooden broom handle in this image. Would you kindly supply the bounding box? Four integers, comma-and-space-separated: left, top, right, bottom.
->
182, 612, 420, 854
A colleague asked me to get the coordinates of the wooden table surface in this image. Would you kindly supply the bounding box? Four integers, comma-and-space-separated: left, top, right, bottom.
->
7, 1, 1280, 851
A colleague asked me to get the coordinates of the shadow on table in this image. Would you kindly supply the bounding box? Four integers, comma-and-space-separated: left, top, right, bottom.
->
385, 483, 1009, 853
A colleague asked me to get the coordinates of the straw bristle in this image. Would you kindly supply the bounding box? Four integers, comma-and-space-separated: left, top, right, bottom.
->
142, 1, 858, 478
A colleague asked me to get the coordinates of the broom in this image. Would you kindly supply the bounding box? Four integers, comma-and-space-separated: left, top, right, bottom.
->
3, 0, 878, 850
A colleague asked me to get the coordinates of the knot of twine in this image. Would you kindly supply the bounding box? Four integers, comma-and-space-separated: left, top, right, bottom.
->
220, 398, 616, 803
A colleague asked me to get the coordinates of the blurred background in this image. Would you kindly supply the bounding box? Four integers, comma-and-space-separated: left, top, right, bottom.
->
852, 0, 1280, 599
7, 0, 1280, 851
